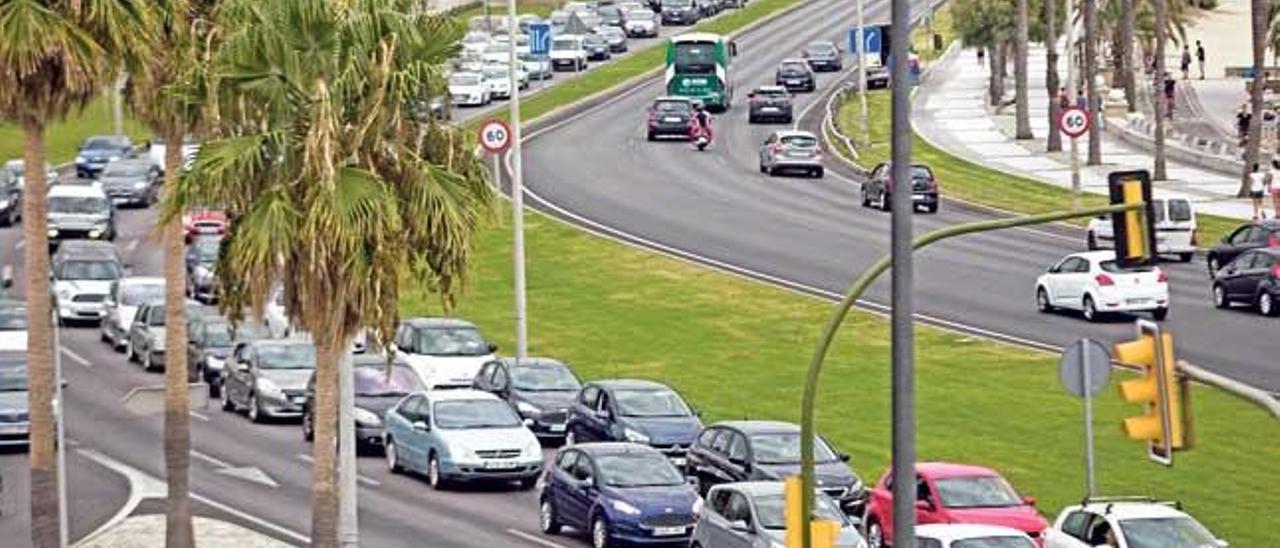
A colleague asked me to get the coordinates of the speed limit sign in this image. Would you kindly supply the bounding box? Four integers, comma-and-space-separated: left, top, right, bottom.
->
1059, 107, 1091, 138
478, 119, 512, 154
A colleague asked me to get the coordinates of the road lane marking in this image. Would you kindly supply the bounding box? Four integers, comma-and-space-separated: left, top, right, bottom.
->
295, 453, 381, 487
189, 410, 210, 422
506, 529, 571, 548
190, 449, 231, 468
75, 448, 171, 546
15, 239, 24, 250
60, 346, 92, 368
125, 239, 139, 255
190, 489, 311, 545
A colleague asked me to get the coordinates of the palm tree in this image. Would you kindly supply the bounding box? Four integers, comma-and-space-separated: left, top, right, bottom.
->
1084, 0, 1101, 165
1268, 0, 1280, 64
166, 0, 494, 543
0, 3, 151, 545
1046, 0, 1062, 152
1154, 0, 1170, 180
1016, 0, 1033, 139
1245, 0, 1268, 196
1121, 0, 1136, 113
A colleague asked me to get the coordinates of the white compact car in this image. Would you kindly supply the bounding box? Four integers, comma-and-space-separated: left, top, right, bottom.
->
1035, 251, 1169, 321
100, 276, 165, 350
918, 524, 1037, 548
448, 72, 491, 106
623, 8, 660, 37
1044, 500, 1225, 548
550, 35, 588, 72
1085, 197, 1197, 263
460, 31, 491, 56
482, 66, 513, 99
393, 318, 497, 389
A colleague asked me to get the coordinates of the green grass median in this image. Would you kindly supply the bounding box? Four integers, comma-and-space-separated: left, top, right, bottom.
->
0, 97, 149, 165
402, 204, 1278, 546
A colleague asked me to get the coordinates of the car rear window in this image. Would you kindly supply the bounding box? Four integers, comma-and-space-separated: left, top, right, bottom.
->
805, 43, 835, 55
1100, 260, 1155, 274
781, 135, 818, 148
654, 100, 691, 113
781, 62, 807, 71
912, 165, 934, 179
1166, 199, 1192, 222
756, 88, 787, 98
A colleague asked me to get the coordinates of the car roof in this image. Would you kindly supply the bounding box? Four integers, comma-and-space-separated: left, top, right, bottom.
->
495, 357, 569, 368
571, 441, 661, 456
401, 317, 479, 329
1065, 501, 1191, 520
590, 378, 671, 390
917, 524, 1033, 541
352, 354, 411, 367
653, 96, 693, 103
119, 276, 165, 287
54, 246, 121, 261
1067, 250, 1121, 263
712, 420, 799, 434
0, 350, 26, 366
779, 58, 807, 65
773, 130, 818, 139
245, 338, 314, 349
425, 388, 500, 402
48, 184, 107, 198
916, 461, 1002, 479
56, 240, 119, 254
754, 85, 788, 93
105, 158, 151, 168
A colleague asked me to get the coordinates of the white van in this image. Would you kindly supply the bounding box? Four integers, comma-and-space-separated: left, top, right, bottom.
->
1086, 197, 1197, 262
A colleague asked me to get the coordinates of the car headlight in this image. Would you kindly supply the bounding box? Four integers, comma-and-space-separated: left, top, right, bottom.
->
524, 438, 542, 457
256, 377, 284, 399
352, 407, 381, 426
610, 499, 641, 516
515, 401, 541, 417
108, 155, 121, 162
75, 155, 87, 164
133, 181, 147, 189
446, 441, 476, 460
88, 228, 102, 238
623, 427, 650, 444
47, 228, 58, 237
0, 199, 9, 209
56, 288, 72, 301
692, 496, 704, 516
205, 355, 225, 372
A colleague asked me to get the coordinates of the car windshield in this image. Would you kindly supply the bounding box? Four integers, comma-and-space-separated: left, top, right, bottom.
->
1166, 200, 1193, 222
58, 260, 121, 280
628, 9, 651, 18
951, 538, 1037, 548
102, 163, 148, 177
0, 306, 27, 330
450, 73, 482, 86
257, 344, 317, 370
673, 41, 716, 73
781, 135, 818, 148
411, 327, 490, 356
49, 196, 108, 214
464, 33, 489, 43
749, 433, 839, 464
1119, 516, 1217, 548
780, 62, 807, 72
485, 44, 507, 54
190, 239, 220, 263
0, 364, 28, 392
664, 0, 692, 6
756, 494, 845, 529
483, 67, 508, 79
756, 88, 787, 98
596, 453, 685, 487
614, 388, 691, 417
203, 322, 270, 347
353, 366, 423, 396
511, 365, 581, 391
84, 137, 124, 150
654, 100, 691, 113
934, 475, 1023, 508
1099, 260, 1155, 274
552, 38, 579, 50
121, 284, 165, 306
146, 306, 166, 326
805, 43, 836, 55
433, 399, 521, 429
585, 35, 605, 46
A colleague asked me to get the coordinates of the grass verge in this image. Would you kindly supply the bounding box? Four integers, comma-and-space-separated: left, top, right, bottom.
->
0, 97, 149, 165
402, 203, 1278, 546
453, 0, 560, 23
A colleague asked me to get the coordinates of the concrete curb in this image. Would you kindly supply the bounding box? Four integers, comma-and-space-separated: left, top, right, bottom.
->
1104, 114, 1244, 177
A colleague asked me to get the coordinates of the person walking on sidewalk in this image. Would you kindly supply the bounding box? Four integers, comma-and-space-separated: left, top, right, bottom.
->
977, 48, 984, 66
1180, 45, 1192, 80
1163, 73, 1176, 118
1076, 88, 1088, 110
1196, 40, 1206, 80
1249, 163, 1271, 220
1272, 160, 1280, 219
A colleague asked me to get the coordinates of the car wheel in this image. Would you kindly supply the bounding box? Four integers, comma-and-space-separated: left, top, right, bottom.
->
540, 499, 562, 534
1082, 295, 1099, 322
1036, 287, 1054, 312
565, 430, 576, 446
748, 115, 756, 124
861, 190, 871, 207
1212, 283, 1228, 309
1179, 252, 1193, 263
428, 453, 445, 490
1086, 231, 1099, 250
519, 475, 538, 490
591, 516, 611, 548
647, 131, 655, 141
221, 386, 235, 411
925, 203, 938, 213
1258, 292, 1278, 316
125, 341, 136, 363
143, 350, 155, 372
880, 191, 891, 211
813, 167, 824, 178
1153, 307, 1169, 321
759, 162, 767, 174
1207, 255, 1220, 275
866, 519, 886, 548
208, 378, 221, 399
302, 410, 314, 442
385, 439, 402, 473
248, 393, 263, 423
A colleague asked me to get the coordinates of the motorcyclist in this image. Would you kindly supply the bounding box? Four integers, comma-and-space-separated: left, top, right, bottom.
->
691, 102, 712, 147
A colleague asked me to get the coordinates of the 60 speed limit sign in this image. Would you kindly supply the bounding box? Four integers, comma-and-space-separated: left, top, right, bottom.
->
1059, 107, 1091, 138
478, 119, 512, 154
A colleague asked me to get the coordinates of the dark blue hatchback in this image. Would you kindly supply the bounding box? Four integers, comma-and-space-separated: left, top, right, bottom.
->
539, 442, 702, 548
566, 379, 703, 468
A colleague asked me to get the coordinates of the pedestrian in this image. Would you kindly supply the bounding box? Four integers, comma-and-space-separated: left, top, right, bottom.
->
1059, 87, 1071, 111
1238, 104, 1252, 145
1196, 40, 1206, 80
1163, 73, 1176, 118
1180, 45, 1192, 80
1249, 163, 1269, 220
977, 47, 985, 66
1272, 160, 1280, 219
1076, 88, 1087, 110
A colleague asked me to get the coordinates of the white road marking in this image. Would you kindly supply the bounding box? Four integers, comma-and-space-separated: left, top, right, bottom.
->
190, 449, 232, 468
125, 239, 139, 255
75, 448, 175, 546
60, 346, 92, 368
15, 239, 24, 250
506, 529, 571, 548
192, 449, 280, 488
190, 489, 311, 545
295, 453, 381, 487
189, 410, 210, 422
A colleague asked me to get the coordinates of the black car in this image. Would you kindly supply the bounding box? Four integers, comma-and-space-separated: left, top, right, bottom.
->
775, 59, 815, 92
98, 158, 160, 207
583, 34, 611, 61
660, 0, 699, 25
597, 26, 628, 53
747, 85, 794, 124
75, 135, 133, 179
685, 421, 868, 515
302, 355, 425, 451
0, 167, 21, 227
861, 162, 940, 213
802, 40, 842, 72
645, 96, 696, 140
1211, 248, 1280, 316
565, 379, 703, 467
473, 357, 582, 441
1206, 220, 1280, 274
693, 0, 718, 16
597, 4, 625, 26
185, 236, 222, 303
187, 316, 272, 397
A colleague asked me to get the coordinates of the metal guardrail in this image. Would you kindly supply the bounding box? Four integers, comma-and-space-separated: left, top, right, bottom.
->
822, 84, 859, 161
1178, 360, 1280, 420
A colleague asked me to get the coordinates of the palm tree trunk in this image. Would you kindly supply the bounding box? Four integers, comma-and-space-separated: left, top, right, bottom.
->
22, 124, 59, 548
310, 337, 341, 546
1245, 0, 1268, 196
989, 42, 1002, 106
1084, 0, 1102, 165
1016, 0, 1033, 139
162, 130, 195, 548
1122, 0, 1137, 112
1047, 0, 1063, 152
1154, 0, 1169, 180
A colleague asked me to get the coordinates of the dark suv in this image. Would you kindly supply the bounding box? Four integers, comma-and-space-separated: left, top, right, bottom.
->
660, 0, 699, 25
1211, 247, 1280, 316
565, 379, 702, 467
861, 162, 940, 213
802, 41, 842, 72
775, 59, 815, 92
685, 420, 868, 515
473, 357, 582, 440
1206, 220, 1280, 274
747, 86, 794, 124
75, 135, 134, 179
646, 96, 696, 141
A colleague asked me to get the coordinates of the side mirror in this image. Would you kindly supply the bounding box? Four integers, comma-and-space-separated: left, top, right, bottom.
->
1022, 496, 1037, 506
1047, 265, 1060, 274
487, 342, 499, 353
914, 499, 934, 512
1, 266, 11, 288
523, 418, 535, 428
729, 520, 752, 533
747, 92, 755, 99
60, 377, 69, 388
837, 452, 851, 462
412, 420, 430, 431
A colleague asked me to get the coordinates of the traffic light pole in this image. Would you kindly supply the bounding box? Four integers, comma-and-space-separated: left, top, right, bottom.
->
1080, 338, 1096, 498
797, 202, 1142, 548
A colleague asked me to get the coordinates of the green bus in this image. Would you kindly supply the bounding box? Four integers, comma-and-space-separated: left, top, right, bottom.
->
666, 33, 736, 112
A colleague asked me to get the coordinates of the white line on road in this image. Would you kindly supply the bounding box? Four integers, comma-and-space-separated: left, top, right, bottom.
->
506, 529, 571, 548
125, 239, 139, 255
15, 238, 24, 250
295, 453, 381, 487
191, 489, 311, 545
60, 346, 92, 368
189, 410, 210, 422
190, 449, 232, 469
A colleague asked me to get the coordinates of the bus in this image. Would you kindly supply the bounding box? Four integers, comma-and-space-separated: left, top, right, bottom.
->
666, 33, 736, 112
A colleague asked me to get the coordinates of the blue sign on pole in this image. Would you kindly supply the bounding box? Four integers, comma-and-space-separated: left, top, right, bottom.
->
848, 25, 882, 55
530, 23, 552, 56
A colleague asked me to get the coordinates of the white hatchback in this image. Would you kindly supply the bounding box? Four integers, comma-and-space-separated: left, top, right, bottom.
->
1044, 500, 1225, 548
1035, 251, 1169, 321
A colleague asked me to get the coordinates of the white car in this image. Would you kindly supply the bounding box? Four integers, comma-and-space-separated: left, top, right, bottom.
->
623, 8, 660, 37
100, 276, 165, 350
146, 136, 200, 174
0, 299, 27, 352
482, 42, 512, 65
460, 31, 491, 56
1035, 251, 1169, 321
518, 52, 553, 81
264, 285, 369, 353
448, 72, 491, 106
491, 33, 531, 56
393, 318, 496, 389
550, 35, 589, 72
918, 524, 1037, 548
1085, 197, 1197, 263
482, 66, 513, 99
1044, 500, 1225, 548
3, 159, 59, 187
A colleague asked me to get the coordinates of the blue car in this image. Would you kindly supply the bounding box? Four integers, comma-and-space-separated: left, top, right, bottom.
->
540, 442, 702, 548
75, 135, 133, 179
566, 379, 703, 468
382, 388, 543, 490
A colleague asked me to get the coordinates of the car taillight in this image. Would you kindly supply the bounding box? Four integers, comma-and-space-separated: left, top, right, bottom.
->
1156, 269, 1168, 283
1095, 274, 1115, 286
1269, 232, 1280, 247
1190, 229, 1198, 247
1271, 263, 1280, 278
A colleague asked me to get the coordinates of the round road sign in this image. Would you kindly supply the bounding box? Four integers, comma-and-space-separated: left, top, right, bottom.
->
478, 119, 512, 154
1059, 107, 1091, 138
1059, 338, 1112, 398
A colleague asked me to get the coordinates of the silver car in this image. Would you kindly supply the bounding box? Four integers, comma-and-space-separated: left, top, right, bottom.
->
126, 302, 168, 371
98, 158, 160, 207
693, 481, 867, 548
221, 339, 317, 422
758, 130, 824, 178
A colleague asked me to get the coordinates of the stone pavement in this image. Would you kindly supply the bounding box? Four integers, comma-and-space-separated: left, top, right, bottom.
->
912, 43, 1255, 220
76, 515, 294, 548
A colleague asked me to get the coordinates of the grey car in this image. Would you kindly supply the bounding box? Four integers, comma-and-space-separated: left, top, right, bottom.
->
126, 302, 169, 371
597, 26, 628, 53
802, 41, 843, 72
0, 352, 30, 448
188, 316, 272, 397
692, 482, 867, 548
746, 86, 794, 124
98, 158, 160, 207
47, 185, 116, 248
221, 339, 317, 422
302, 355, 425, 451
758, 130, 824, 178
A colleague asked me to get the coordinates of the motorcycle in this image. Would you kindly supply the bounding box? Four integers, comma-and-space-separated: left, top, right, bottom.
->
690, 122, 712, 151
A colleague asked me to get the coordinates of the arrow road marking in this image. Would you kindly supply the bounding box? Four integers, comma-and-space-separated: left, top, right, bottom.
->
192, 449, 279, 488
60, 346, 91, 368
295, 453, 381, 487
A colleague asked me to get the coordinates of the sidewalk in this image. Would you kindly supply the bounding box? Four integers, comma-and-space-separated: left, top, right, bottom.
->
912, 43, 1255, 220
76, 515, 293, 548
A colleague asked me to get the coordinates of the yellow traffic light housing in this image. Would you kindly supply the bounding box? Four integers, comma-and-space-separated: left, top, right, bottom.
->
785, 476, 840, 548
1114, 321, 1183, 465
1107, 170, 1157, 268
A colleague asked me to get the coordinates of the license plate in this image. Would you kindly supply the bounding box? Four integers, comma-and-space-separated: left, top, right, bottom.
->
788, 79, 801, 85
484, 460, 518, 470
663, 116, 681, 123
669, 456, 687, 467
653, 526, 685, 537
548, 424, 566, 433
1126, 298, 1151, 305
913, 193, 927, 200
761, 106, 779, 112
112, 198, 129, 205
0, 424, 28, 434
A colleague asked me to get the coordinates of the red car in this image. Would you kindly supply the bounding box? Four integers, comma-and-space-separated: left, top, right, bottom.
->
182, 210, 227, 243
863, 462, 1047, 548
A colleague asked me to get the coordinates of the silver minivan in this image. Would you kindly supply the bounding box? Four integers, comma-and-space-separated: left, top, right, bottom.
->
1086, 197, 1197, 262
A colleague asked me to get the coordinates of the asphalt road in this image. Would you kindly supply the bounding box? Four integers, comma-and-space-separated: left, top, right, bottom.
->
518, 0, 1280, 392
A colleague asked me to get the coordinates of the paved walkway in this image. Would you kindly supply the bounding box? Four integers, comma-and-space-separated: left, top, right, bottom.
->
76, 515, 293, 548
913, 43, 1255, 220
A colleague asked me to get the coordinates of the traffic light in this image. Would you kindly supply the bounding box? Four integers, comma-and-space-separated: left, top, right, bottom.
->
784, 476, 839, 548
1107, 170, 1157, 268
1114, 322, 1183, 465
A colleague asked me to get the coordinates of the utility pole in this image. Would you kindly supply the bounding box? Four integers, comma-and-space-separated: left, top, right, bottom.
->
338, 348, 358, 547
508, 0, 529, 359
856, 0, 869, 143
54, 314, 67, 548
112, 76, 125, 137
1066, 0, 1080, 206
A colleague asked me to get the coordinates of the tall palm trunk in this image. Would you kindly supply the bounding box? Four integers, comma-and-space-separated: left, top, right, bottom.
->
1047, 0, 1062, 152
1245, 0, 1268, 195
1153, 0, 1169, 180
1122, 0, 1137, 113
1084, 0, 1102, 165
1016, 0, 1033, 139
311, 338, 341, 546
990, 43, 1006, 106
162, 130, 195, 548
22, 124, 58, 548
